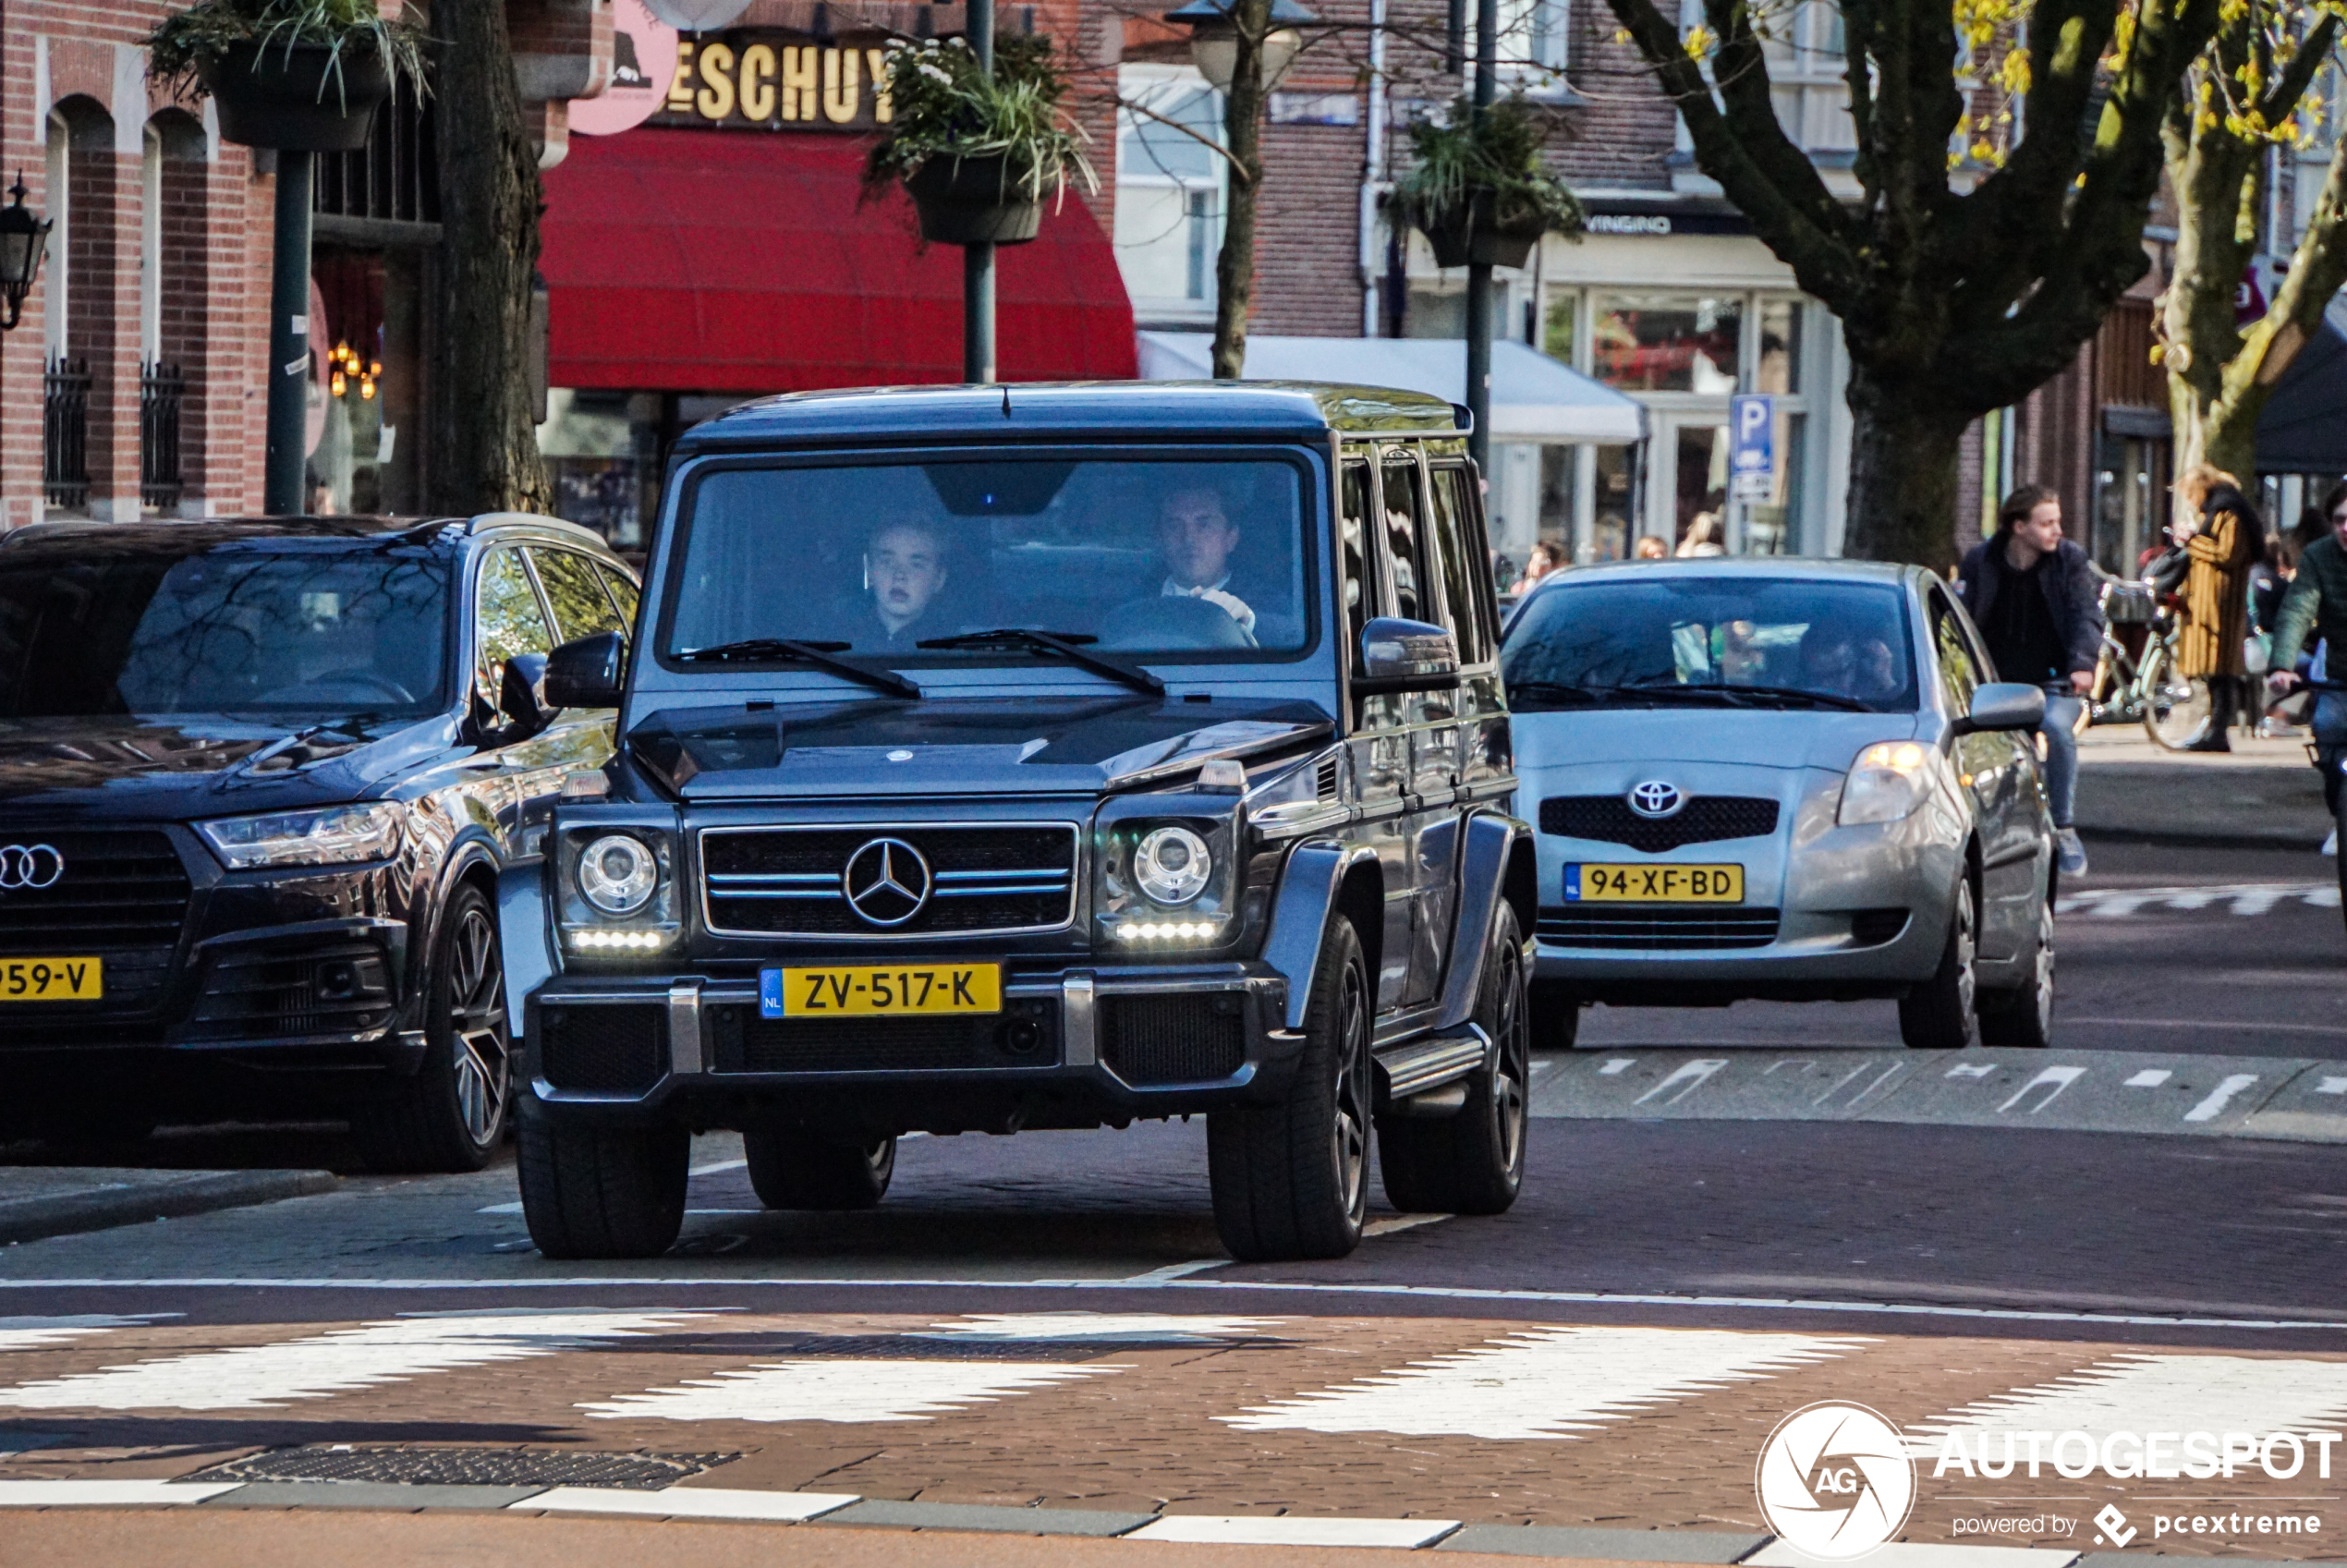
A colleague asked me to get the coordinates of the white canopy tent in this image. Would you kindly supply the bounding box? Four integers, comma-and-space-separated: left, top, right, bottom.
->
1135, 331, 1647, 445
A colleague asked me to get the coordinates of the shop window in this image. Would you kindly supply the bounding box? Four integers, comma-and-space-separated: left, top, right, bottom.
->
1757, 299, 1803, 395
1592, 293, 1740, 393
1115, 67, 1225, 318
541, 389, 650, 549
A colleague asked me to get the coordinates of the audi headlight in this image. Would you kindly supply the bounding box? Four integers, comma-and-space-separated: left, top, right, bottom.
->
578, 833, 658, 916
1837, 741, 1934, 826
200, 803, 402, 869
1133, 826, 1212, 906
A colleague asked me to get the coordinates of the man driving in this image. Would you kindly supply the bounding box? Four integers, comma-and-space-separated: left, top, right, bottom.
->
864, 519, 951, 651
1158, 485, 1258, 639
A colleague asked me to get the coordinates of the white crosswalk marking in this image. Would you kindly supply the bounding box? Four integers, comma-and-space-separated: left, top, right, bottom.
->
1221, 1326, 1867, 1440
1910, 1354, 2347, 1453
2058, 882, 2340, 918
919, 1314, 1280, 1342
580, 1358, 1122, 1424
0, 1310, 705, 1411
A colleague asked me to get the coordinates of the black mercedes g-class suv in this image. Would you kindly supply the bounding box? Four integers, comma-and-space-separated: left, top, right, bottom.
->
515, 383, 1537, 1263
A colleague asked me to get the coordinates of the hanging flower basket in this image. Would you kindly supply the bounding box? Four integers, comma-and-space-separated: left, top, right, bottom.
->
1420, 189, 1550, 270
198, 40, 394, 152
905, 154, 1044, 248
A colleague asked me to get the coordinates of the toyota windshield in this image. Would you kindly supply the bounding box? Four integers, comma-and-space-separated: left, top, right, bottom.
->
659, 455, 1316, 665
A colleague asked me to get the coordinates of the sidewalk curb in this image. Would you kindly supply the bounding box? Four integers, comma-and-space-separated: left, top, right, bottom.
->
0, 1169, 338, 1246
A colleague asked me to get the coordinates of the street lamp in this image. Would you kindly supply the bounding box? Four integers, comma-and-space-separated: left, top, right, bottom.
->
1165, 0, 1317, 92
0, 175, 54, 334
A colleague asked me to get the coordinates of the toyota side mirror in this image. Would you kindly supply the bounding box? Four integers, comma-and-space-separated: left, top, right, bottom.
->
544, 631, 626, 710
1355, 617, 1461, 696
1957, 682, 2046, 735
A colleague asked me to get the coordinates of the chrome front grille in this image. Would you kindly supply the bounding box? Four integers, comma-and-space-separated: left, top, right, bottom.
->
700, 823, 1079, 939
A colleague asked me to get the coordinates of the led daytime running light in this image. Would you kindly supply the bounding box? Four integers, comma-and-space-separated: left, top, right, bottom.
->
565, 929, 670, 951
1115, 919, 1223, 942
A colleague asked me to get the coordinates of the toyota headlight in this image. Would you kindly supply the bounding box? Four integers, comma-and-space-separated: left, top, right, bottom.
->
201, 803, 402, 869
578, 833, 658, 916
1837, 741, 1934, 826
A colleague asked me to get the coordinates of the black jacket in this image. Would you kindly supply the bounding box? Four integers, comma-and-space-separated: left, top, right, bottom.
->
1955, 534, 2104, 681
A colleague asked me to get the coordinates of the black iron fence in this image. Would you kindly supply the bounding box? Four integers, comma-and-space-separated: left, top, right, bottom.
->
43, 357, 90, 513
141, 361, 186, 514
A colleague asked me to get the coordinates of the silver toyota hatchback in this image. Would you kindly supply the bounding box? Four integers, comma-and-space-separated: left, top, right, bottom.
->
1502, 559, 2058, 1051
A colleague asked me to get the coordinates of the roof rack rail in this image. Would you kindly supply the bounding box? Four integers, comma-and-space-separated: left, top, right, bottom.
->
467, 511, 609, 546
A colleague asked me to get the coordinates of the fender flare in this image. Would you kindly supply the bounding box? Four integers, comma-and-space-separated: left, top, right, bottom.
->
1433, 809, 1537, 1031
418, 836, 527, 1039
1260, 839, 1381, 1032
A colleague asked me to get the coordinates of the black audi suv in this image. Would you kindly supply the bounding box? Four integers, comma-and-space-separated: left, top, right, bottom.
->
0, 513, 638, 1171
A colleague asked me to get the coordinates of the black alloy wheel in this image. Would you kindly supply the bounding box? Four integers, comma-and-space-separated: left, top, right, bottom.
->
744, 1131, 897, 1209
1208, 916, 1372, 1261
1379, 904, 1532, 1215
351, 885, 512, 1173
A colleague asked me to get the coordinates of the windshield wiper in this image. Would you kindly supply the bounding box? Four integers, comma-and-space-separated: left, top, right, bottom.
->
1506, 681, 1611, 708
672, 638, 922, 699
1705, 683, 1876, 712
918, 628, 1165, 697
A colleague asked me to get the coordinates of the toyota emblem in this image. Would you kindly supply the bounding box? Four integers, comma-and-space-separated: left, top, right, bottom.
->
0, 844, 65, 892
1626, 781, 1684, 819
842, 837, 930, 927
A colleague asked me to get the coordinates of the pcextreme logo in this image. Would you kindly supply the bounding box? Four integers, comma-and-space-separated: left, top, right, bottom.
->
1756, 1402, 1920, 1560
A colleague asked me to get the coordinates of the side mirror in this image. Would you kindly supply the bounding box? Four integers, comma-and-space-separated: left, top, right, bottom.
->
1355, 616, 1461, 696
544, 631, 626, 710
500, 651, 553, 738
1958, 681, 2046, 735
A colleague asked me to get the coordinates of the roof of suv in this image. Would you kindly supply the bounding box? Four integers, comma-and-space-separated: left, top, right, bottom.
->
674, 382, 1467, 454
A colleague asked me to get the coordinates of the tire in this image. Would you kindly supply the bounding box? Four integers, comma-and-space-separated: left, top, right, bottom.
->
1899, 878, 1981, 1051
1978, 897, 2055, 1048
745, 1131, 896, 1209
517, 1114, 689, 1259
350, 885, 512, 1173
1378, 905, 1531, 1216
1207, 917, 1373, 1262
1528, 978, 1581, 1051
2142, 639, 2216, 751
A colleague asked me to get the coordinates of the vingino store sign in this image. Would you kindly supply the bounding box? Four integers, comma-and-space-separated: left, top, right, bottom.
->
1757, 1404, 2341, 1559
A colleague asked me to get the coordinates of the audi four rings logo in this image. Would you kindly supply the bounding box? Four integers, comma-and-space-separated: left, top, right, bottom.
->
1628, 781, 1684, 819
0, 845, 65, 891
842, 837, 931, 927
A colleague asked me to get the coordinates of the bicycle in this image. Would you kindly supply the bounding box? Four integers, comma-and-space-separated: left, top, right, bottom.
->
2088, 575, 2218, 749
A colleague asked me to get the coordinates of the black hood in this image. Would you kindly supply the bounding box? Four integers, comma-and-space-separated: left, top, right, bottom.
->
628, 695, 1336, 800
0, 713, 456, 815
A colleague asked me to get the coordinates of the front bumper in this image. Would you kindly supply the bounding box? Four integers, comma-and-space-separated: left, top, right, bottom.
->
522, 960, 1302, 1133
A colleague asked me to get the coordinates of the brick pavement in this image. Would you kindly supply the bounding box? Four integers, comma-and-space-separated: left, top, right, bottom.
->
0, 1311, 2341, 1558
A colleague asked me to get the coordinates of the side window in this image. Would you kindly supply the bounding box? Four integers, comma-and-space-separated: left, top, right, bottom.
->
1378, 452, 1432, 624
476, 549, 556, 724
530, 549, 627, 644
595, 563, 642, 637
1930, 591, 1981, 712
1339, 459, 1374, 650
1427, 465, 1492, 662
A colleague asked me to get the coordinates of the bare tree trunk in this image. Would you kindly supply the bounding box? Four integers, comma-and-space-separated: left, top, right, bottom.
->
428, 0, 553, 517
1210, 0, 1271, 381
1841, 362, 1969, 569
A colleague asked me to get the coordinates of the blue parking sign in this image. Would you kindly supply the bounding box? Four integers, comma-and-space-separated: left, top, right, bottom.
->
1731, 394, 1772, 478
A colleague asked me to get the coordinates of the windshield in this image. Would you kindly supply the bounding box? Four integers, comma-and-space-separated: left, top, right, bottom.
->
661, 456, 1313, 662
1502, 575, 1918, 712
0, 547, 453, 720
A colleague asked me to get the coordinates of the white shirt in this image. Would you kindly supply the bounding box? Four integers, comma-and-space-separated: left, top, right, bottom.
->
1162, 573, 1257, 638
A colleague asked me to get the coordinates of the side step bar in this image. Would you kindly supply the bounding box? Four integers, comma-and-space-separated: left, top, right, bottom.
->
1373, 1024, 1491, 1108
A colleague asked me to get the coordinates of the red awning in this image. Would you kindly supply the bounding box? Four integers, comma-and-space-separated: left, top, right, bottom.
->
540, 128, 1137, 392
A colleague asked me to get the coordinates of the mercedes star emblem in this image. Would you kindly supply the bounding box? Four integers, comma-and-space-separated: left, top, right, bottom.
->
1627, 781, 1685, 819
842, 836, 931, 927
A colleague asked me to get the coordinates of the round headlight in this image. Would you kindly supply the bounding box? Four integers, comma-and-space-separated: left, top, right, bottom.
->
578, 833, 657, 916
1133, 825, 1212, 906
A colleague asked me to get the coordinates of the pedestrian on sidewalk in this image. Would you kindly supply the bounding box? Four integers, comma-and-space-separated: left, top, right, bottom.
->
2171, 466, 2265, 751
1957, 483, 2103, 877
2267, 480, 2347, 855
